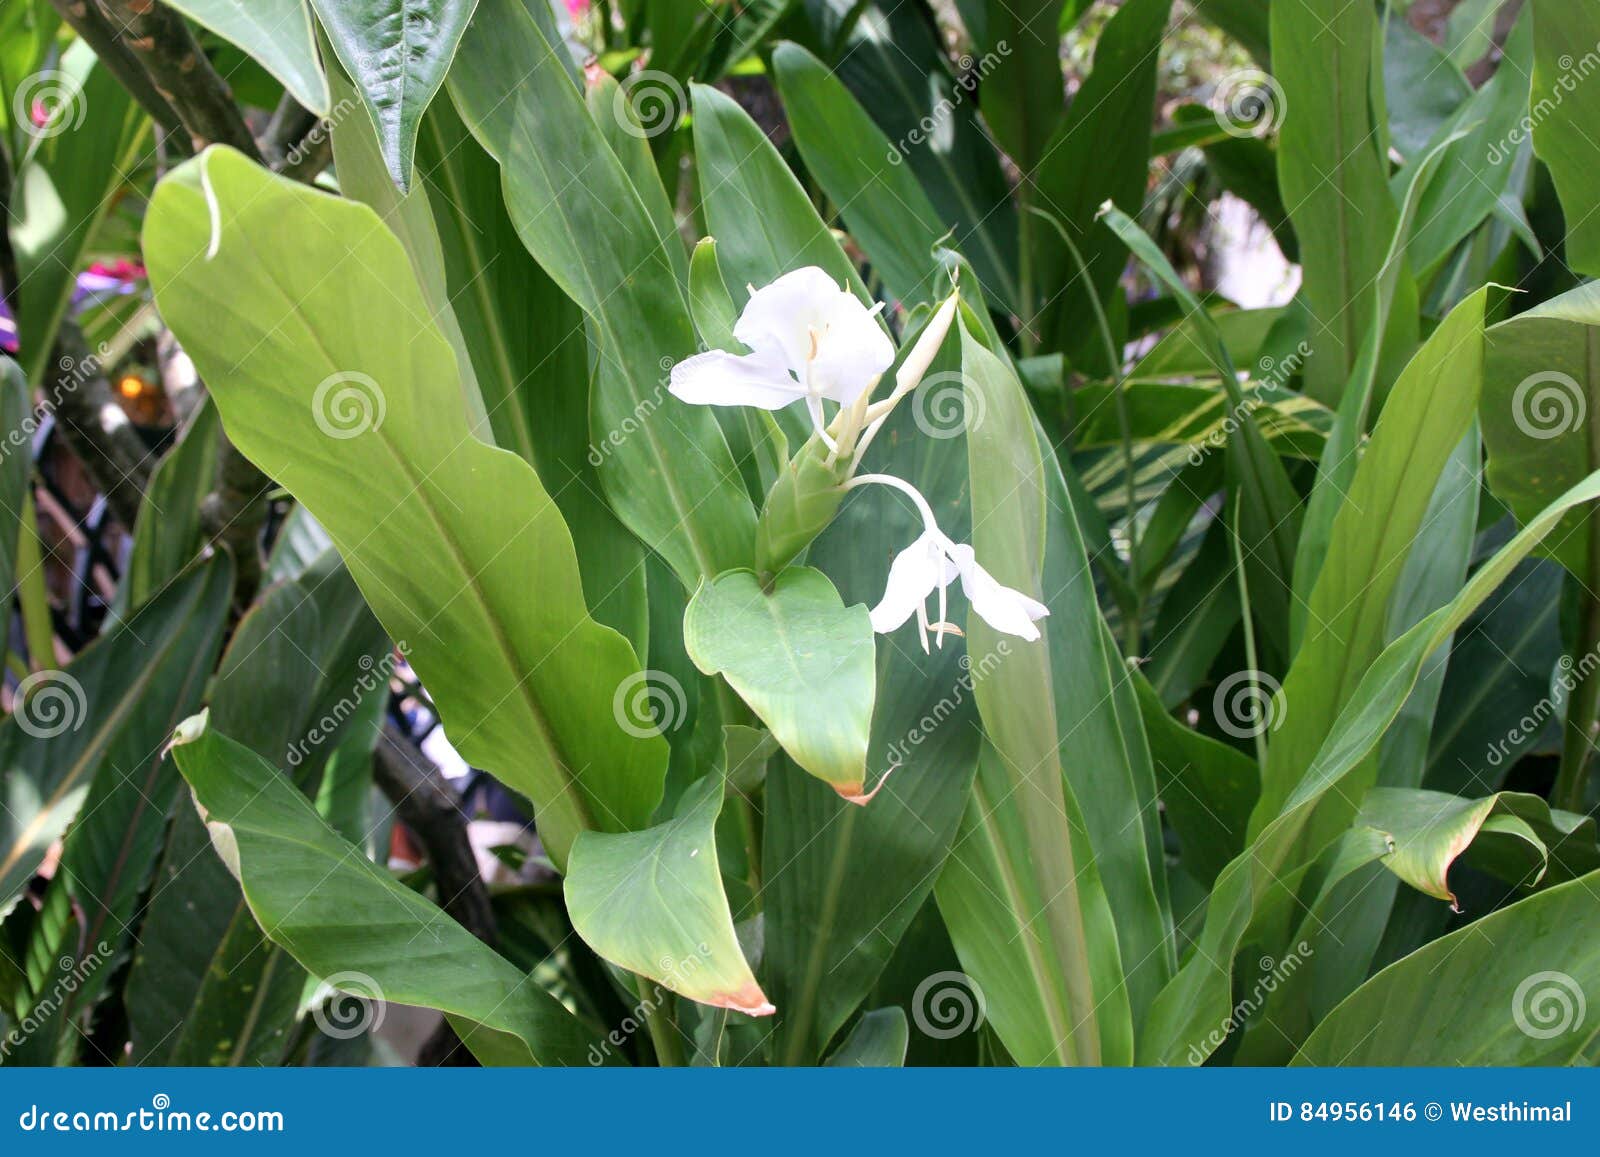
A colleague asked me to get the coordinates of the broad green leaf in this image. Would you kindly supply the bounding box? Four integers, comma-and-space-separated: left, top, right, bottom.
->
1361, 787, 1598, 907
689, 82, 865, 300
126, 550, 387, 1066
416, 94, 649, 650
168, 719, 605, 1065
565, 774, 771, 1015
772, 40, 947, 307
762, 342, 978, 1065
1384, 17, 1471, 162
1260, 290, 1489, 853
0, 555, 231, 924
937, 317, 1170, 1066
1273, 0, 1408, 404
1191, 0, 1269, 65
1141, 465, 1600, 1065
307, 0, 476, 190
1480, 281, 1600, 579
805, 0, 1019, 311
975, 0, 1063, 176
586, 72, 686, 284
452, 5, 757, 589
143, 146, 667, 867
12, 40, 148, 387
166, 0, 329, 115
824, 1008, 907, 1066
1294, 871, 1600, 1064
1532, 0, 1600, 277
1034, 0, 1170, 371
685, 568, 876, 801
119, 399, 218, 612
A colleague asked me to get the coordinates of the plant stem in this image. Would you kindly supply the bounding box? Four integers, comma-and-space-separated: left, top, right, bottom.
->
636, 977, 684, 1067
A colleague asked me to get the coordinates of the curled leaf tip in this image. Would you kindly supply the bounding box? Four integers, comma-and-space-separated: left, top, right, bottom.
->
715, 982, 776, 1017
161, 708, 211, 761
835, 764, 896, 807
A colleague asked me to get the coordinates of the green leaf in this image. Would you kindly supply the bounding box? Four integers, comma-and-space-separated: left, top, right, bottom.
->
565, 774, 771, 1015
12, 40, 148, 387
127, 550, 387, 1065
1140, 464, 1600, 1065
1273, 0, 1408, 404
168, 718, 605, 1065
685, 568, 875, 800
0, 555, 231, 924
1260, 290, 1489, 853
975, 0, 1064, 175
824, 1008, 908, 1066
119, 399, 218, 613
807, 0, 1019, 311
143, 146, 667, 867
1361, 788, 1598, 907
1034, 0, 1171, 371
772, 40, 947, 307
689, 81, 865, 300
0, 362, 32, 609
452, 5, 758, 589
166, 0, 329, 115
937, 317, 1171, 1065
1532, 0, 1600, 277
1480, 281, 1600, 579
1384, 17, 1471, 161
1294, 871, 1600, 1064
307, 0, 476, 190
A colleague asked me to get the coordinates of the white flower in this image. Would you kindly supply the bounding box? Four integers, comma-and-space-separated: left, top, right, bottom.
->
853, 474, 1050, 651
669, 266, 893, 439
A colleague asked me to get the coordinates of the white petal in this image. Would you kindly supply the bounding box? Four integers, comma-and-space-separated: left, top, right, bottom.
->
869, 532, 957, 633
668, 349, 803, 410
734, 267, 893, 405
948, 545, 1050, 641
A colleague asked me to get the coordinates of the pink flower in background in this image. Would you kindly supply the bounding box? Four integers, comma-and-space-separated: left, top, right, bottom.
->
564, 0, 589, 15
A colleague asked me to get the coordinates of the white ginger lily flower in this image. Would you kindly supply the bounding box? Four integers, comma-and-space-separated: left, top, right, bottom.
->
668, 266, 894, 443
851, 474, 1050, 651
